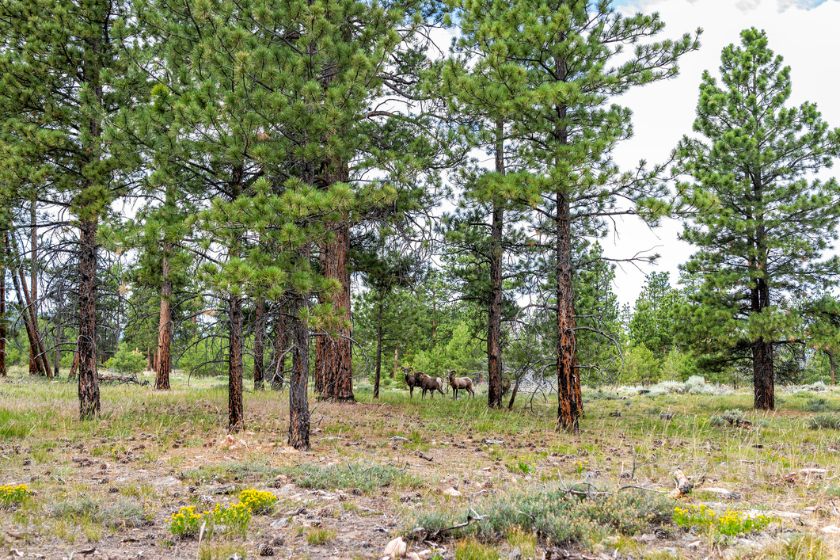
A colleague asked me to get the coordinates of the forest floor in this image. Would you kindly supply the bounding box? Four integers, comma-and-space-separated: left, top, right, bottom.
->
2, 371, 840, 560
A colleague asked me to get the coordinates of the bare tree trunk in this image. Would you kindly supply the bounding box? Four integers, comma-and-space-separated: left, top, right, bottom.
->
393, 348, 398, 379
29, 198, 38, 374
508, 376, 521, 410
288, 295, 310, 450
69, 345, 79, 379
254, 297, 265, 390
753, 340, 774, 410
556, 191, 582, 432
227, 165, 245, 431
374, 294, 382, 399
270, 304, 287, 390
155, 250, 172, 390
829, 352, 837, 386
11, 253, 51, 378
316, 223, 354, 402
0, 243, 5, 377
78, 218, 100, 419
228, 293, 244, 431
488, 120, 505, 409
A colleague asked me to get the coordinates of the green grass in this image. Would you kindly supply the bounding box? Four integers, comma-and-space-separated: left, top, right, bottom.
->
307, 527, 337, 545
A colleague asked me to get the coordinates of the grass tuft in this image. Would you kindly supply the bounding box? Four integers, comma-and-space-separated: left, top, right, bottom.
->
307, 527, 337, 545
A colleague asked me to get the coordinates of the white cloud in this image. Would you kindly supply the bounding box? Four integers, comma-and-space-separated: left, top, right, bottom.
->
604, 0, 840, 306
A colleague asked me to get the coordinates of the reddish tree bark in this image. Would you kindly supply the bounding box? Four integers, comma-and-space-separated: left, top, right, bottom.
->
829, 352, 837, 386
556, 192, 582, 432
254, 297, 265, 390
228, 293, 245, 431
226, 165, 245, 430
78, 218, 100, 419
288, 295, 310, 450
315, 223, 354, 402
155, 250, 172, 390
488, 120, 505, 409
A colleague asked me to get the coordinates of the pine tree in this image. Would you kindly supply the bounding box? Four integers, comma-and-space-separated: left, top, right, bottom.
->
675, 28, 840, 410
0, 0, 141, 418
446, 0, 698, 431
629, 272, 681, 358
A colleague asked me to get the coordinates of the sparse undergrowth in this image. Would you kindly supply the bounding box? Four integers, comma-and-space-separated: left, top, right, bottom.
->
3, 370, 840, 558
407, 485, 675, 547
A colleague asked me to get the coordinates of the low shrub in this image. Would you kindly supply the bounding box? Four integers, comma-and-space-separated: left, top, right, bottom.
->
0, 484, 32, 508
239, 489, 277, 514
99, 499, 150, 528
808, 414, 840, 430
169, 506, 203, 538
52, 496, 98, 519
288, 463, 423, 494
407, 486, 674, 546
673, 504, 770, 536
206, 502, 251, 539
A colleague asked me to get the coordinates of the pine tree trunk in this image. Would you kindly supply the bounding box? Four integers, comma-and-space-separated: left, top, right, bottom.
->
374, 294, 382, 399
488, 120, 505, 409
270, 305, 287, 390
829, 352, 837, 386
69, 346, 79, 379
228, 292, 244, 431
751, 225, 774, 410
393, 348, 398, 379
18, 267, 51, 378
0, 245, 6, 377
155, 251, 172, 390
227, 165, 245, 431
54, 302, 61, 375
254, 297, 265, 390
29, 198, 40, 375
753, 340, 774, 410
556, 192, 582, 432
288, 295, 310, 450
9, 250, 51, 378
78, 218, 100, 419
315, 223, 354, 402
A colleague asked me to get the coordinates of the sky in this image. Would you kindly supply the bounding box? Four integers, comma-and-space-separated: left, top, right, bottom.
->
591, 0, 840, 306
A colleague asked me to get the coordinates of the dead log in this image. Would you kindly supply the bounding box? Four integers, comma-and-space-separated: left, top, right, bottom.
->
96, 374, 149, 386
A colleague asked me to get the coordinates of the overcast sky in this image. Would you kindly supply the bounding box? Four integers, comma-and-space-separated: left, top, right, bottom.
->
598, 0, 840, 306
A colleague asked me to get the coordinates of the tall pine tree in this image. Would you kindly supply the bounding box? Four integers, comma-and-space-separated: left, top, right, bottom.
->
446, 0, 698, 430
675, 28, 840, 410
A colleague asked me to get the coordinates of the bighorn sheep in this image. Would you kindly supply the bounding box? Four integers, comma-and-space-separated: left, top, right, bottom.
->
416, 373, 445, 399
402, 366, 417, 399
447, 370, 475, 399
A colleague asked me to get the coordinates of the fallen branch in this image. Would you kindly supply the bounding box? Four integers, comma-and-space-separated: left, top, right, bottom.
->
418, 508, 486, 540
96, 374, 149, 386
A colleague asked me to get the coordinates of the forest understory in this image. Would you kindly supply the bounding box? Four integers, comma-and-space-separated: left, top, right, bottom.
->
1, 371, 840, 560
